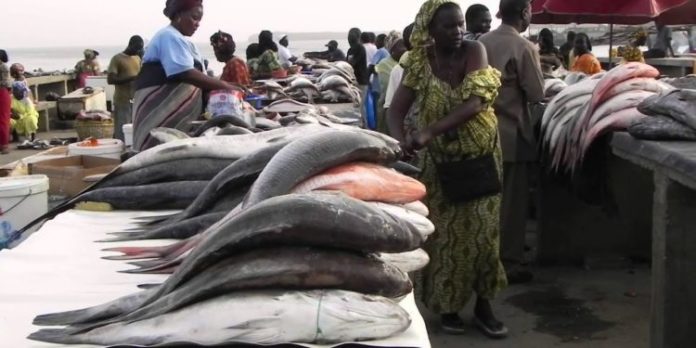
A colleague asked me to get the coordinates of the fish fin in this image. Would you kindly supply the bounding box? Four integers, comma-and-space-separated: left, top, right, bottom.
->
120, 259, 181, 274
27, 329, 79, 344
131, 213, 180, 222
150, 127, 190, 143
127, 259, 165, 268
137, 283, 161, 290
101, 247, 163, 260
157, 143, 191, 155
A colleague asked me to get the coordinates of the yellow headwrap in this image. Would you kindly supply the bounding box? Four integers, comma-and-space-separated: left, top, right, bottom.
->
410, 0, 457, 49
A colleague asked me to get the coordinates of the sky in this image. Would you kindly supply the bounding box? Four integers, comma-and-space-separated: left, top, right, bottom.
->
0, 0, 501, 48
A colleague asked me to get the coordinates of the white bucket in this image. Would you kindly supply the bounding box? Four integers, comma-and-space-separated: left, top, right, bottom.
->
0, 175, 49, 232
68, 139, 124, 160
123, 124, 133, 147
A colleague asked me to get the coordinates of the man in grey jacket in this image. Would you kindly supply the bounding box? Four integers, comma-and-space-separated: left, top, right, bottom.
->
480, 0, 544, 283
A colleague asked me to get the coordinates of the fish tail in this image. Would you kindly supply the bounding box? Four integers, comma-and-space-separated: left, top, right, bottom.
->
28, 329, 82, 344
32, 307, 105, 326
97, 233, 153, 243
120, 259, 181, 274
101, 240, 187, 260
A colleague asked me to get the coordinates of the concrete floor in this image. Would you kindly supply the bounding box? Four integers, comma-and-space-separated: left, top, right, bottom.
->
423, 264, 650, 348
3, 130, 652, 348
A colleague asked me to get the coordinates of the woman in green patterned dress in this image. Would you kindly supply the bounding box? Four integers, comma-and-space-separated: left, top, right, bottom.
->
387, 0, 508, 338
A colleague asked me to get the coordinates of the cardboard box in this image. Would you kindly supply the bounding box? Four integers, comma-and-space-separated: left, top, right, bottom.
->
29, 155, 120, 197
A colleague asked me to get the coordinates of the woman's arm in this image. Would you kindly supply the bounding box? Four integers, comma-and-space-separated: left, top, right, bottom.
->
412, 41, 489, 148
387, 83, 416, 144
173, 69, 245, 92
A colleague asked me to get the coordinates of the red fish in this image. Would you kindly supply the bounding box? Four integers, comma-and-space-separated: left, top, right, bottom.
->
292, 162, 426, 204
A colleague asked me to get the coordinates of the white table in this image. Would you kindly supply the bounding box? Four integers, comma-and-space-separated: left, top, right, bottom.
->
0, 210, 430, 348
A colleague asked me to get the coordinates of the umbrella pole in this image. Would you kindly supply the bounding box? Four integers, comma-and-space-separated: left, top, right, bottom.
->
608, 23, 614, 68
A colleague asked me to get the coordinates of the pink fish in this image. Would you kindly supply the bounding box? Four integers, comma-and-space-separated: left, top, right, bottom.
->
579, 63, 659, 138
580, 108, 649, 158
603, 77, 673, 102
586, 90, 655, 132
293, 162, 427, 204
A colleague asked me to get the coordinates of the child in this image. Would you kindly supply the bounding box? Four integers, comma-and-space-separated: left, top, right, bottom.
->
10, 82, 38, 145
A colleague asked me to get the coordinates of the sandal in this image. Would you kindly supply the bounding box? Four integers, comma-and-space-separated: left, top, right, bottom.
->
473, 315, 508, 339
17, 140, 33, 150
441, 313, 467, 335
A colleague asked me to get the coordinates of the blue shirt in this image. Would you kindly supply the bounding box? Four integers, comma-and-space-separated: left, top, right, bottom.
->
142, 25, 203, 77
370, 48, 390, 92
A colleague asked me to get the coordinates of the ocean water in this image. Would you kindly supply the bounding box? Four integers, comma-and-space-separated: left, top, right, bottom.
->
6, 38, 349, 76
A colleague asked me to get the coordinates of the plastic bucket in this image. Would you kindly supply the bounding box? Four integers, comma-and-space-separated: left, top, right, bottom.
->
123, 124, 133, 147
68, 139, 124, 160
0, 175, 49, 233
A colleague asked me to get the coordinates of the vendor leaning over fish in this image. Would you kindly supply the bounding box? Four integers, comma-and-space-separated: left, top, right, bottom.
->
132, 0, 246, 152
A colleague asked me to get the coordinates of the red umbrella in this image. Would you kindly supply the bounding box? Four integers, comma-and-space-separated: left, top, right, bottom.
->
532, 0, 692, 24
656, 0, 696, 24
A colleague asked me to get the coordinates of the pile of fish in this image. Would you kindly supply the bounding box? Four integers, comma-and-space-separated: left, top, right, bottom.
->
253, 61, 362, 105
660, 74, 696, 90
629, 89, 696, 141
540, 62, 673, 172
26, 121, 433, 346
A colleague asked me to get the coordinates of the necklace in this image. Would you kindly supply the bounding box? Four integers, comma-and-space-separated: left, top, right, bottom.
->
433, 47, 462, 87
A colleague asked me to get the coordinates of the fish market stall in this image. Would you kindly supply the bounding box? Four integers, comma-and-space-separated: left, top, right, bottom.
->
536, 63, 670, 263
0, 121, 433, 347
610, 133, 696, 348
535, 62, 696, 347
0, 209, 431, 347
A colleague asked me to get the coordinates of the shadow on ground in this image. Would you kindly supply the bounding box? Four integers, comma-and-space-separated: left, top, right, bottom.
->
422, 265, 650, 348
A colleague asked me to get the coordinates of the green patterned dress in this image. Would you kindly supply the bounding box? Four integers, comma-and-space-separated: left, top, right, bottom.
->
403, 53, 508, 314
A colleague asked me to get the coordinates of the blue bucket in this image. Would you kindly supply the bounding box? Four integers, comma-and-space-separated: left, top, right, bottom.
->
365, 90, 376, 130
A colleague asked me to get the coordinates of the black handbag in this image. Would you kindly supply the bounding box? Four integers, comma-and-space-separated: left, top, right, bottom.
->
429, 148, 502, 203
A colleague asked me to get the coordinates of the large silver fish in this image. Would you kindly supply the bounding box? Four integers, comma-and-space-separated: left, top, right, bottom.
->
244, 130, 401, 208
34, 247, 412, 327
29, 290, 410, 346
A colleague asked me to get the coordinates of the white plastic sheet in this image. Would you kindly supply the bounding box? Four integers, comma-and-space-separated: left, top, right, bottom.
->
0, 210, 430, 348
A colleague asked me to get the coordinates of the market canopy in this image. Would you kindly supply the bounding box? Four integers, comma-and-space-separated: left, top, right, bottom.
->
532, 0, 696, 25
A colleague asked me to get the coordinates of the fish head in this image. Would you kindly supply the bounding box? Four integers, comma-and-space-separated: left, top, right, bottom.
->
316, 291, 411, 343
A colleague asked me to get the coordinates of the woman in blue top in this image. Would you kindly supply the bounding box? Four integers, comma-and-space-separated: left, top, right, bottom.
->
133, 0, 241, 151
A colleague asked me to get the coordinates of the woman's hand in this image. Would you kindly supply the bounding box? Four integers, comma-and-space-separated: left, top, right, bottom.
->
401, 128, 433, 160
410, 128, 433, 151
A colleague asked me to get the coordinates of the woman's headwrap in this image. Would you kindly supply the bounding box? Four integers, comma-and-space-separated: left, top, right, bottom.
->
163, 0, 203, 19
83, 49, 99, 59
384, 30, 402, 51
211, 30, 235, 55
410, 0, 456, 49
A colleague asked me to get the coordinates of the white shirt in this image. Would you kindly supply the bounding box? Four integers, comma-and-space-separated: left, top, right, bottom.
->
383, 64, 404, 109
278, 45, 293, 68
364, 43, 378, 67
